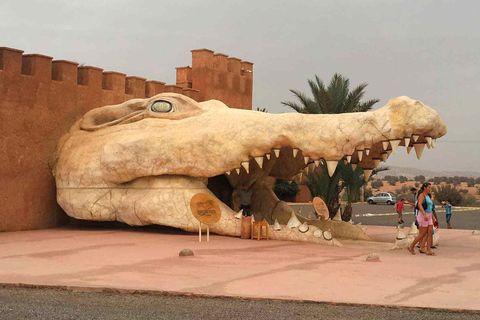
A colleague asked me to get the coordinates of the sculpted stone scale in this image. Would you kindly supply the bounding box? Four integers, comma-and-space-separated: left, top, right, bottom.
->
54, 93, 447, 245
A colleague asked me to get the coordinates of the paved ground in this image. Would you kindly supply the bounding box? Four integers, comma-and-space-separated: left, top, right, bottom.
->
1, 287, 479, 320
1, 225, 480, 312
290, 203, 480, 230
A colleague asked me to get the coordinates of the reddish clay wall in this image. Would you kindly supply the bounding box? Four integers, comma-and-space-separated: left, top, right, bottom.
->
295, 185, 313, 203
0, 47, 253, 231
178, 49, 254, 110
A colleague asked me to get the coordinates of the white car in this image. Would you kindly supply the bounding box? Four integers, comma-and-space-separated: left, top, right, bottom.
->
367, 193, 396, 205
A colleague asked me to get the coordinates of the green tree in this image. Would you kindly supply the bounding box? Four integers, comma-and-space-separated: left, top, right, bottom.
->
433, 184, 462, 206
282, 73, 381, 217
414, 175, 426, 183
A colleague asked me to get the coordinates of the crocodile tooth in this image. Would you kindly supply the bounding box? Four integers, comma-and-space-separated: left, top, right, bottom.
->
308, 163, 316, 172
299, 222, 309, 233
293, 148, 299, 157
407, 146, 413, 154
333, 209, 342, 221
357, 150, 363, 162
314, 160, 320, 167
346, 155, 352, 163
265, 153, 271, 160
404, 137, 411, 147
373, 158, 381, 168
386, 149, 392, 155
302, 167, 309, 176
363, 169, 373, 181
294, 172, 303, 184
432, 139, 436, 148
380, 152, 388, 161
351, 164, 357, 170
365, 148, 371, 156
254, 156, 264, 168
326, 160, 338, 177
412, 134, 420, 142
225, 171, 231, 175
414, 143, 425, 160
303, 164, 310, 175
304, 156, 309, 165
425, 136, 432, 147
287, 212, 302, 228
274, 219, 281, 231
274, 149, 280, 157
390, 139, 401, 154
313, 229, 323, 238
235, 168, 241, 175
241, 161, 250, 174
234, 210, 243, 219
382, 141, 389, 150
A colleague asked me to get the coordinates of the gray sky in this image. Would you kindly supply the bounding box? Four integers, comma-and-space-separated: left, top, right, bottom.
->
1, 0, 479, 173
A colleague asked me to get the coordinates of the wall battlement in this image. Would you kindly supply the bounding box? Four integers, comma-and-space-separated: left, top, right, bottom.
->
0, 46, 253, 232
182, 48, 254, 110
0, 47, 199, 101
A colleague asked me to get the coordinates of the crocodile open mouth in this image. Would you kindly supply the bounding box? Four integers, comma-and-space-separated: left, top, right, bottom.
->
207, 136, 434, 221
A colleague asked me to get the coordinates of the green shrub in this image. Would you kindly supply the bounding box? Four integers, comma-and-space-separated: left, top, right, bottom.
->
460, 194, 477, 207
364, 188, 373, 199
371, 179, 383, 189
433, 184, 462, 206
273, 179, 300, 201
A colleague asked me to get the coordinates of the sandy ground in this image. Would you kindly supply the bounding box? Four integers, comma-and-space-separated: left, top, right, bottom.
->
0, 225, 479, 311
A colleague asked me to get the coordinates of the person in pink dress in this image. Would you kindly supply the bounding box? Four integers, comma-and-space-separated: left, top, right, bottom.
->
408, 182, 436, 256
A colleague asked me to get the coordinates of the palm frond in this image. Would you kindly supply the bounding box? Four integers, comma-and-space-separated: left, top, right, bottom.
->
344, 83, 367, 113
355, 98, 380, 112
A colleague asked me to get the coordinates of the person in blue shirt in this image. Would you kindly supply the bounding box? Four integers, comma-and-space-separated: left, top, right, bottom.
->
419, 193, 439, 253
444, 199, 452, 229
408, 182, 436, 255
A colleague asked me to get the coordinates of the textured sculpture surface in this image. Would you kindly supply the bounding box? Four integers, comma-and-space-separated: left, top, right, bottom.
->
54, 93, 446, 245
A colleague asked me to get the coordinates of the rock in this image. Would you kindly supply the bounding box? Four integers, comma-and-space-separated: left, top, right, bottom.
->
179, 249, 194, 257
473, 230, 480, 235
366, 252, 380, 262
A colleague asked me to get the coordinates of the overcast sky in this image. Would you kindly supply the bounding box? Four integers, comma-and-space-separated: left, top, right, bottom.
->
1, 0, 479, 173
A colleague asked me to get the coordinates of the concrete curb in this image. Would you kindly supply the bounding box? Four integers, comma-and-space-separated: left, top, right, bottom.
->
2, 282, 479, 314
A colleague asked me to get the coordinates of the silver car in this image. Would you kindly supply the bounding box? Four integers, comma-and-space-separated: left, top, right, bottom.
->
367, 193, 396, 205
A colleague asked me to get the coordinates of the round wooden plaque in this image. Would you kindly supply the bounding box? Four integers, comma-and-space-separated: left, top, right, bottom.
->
313, 197, 329, 221
190, 193, 221, 225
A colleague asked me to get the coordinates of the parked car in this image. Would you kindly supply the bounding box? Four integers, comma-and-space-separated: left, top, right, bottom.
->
367, 193, 396, 205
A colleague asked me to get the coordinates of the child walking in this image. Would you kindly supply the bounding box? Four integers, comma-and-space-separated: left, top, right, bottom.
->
396, 199, 405, 225
444, 199, 452, 229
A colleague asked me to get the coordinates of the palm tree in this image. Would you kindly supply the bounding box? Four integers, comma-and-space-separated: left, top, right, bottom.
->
282, 73, 379, 114
283, 74, 382, 219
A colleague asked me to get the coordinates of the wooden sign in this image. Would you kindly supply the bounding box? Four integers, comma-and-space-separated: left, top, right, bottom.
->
190, 193, 221, 225
313, 197, 329, 221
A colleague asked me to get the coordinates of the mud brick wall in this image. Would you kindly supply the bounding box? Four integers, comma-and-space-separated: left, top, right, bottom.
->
0, 47, 253, 231
177, 49, 253, 110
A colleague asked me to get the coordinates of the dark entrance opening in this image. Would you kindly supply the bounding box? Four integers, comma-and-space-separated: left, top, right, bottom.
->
207, 175, 234, 210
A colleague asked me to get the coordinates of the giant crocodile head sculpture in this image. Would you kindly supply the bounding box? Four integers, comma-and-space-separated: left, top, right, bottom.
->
54, 93, 446, 245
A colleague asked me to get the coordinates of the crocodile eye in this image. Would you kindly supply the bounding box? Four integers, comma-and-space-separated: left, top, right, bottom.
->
151, 100, 173, 113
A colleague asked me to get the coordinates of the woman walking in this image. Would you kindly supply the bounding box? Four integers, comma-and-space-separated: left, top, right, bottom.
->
408, 182, 436, 256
